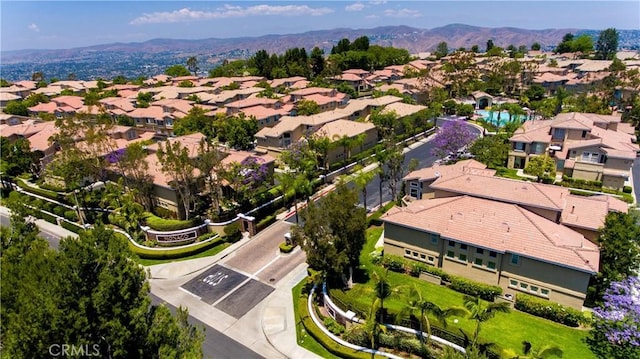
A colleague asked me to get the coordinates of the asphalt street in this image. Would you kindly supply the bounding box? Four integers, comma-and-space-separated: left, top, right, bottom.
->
632, 157, 640, 208
0, 212, 62, 249
150, 293, 264, 359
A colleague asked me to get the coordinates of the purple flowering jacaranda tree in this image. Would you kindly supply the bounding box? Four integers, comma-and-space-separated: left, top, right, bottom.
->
430, 119, 477, 160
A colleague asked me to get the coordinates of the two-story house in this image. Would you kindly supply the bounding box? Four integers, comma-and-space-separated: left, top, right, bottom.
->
508, 112, 638, 190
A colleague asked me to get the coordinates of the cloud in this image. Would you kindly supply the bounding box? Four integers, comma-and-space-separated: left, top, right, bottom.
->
28, 23, 40, 32
345, 3, 365, 12
369, 0, 387, 4
383, 8, 422, 18
130, 4, 334, 25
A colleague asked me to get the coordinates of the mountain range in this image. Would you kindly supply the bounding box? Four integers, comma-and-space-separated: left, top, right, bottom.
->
1, 24, 638, 81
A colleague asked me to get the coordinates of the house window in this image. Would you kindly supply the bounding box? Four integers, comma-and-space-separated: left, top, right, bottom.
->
448, 240, 455, 247
514, 142, 526, 151
476, 248, 484, 255
581, 152, 600, 163
489, 251, 497, 258
487, 261, 496, 270
420, 254, 426, 260
581, 130, 587, 138
460, 244, 468, 251
413, 252, 419, 258
427, 256, 435, 263
474, 258, 483, 266
520, 283, 528, 290
458, 253, 467, 262
509, 279, 518, 288
511, 254, 521, 265
540, 289, 550, 297
552, 128, 565, 139
405, 249, 411, 256
446, 251, 454, 258
430, 234, 438, 245
530, 285, 539, 293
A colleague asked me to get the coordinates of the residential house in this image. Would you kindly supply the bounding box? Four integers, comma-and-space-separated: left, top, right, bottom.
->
382, 195, 599, 309
315, 120, 378, 164
508, 112, 638, 190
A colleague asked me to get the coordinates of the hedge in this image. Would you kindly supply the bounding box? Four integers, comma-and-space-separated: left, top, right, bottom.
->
298, 297, 378, 359
224, 222, 242, 242
514, 293, 586, 327
449, 276, 502, 302
129, 236, 225, 260
60, 221, 85, 234
256, 214, 276, 232
623, 185, 633, 194
142, 212, 202, 231
381, 254, 502, 301
16, 179, 68, 203
32, 209, 58, 225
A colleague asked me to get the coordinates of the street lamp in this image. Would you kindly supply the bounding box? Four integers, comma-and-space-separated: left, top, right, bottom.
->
73, 189, 85, 226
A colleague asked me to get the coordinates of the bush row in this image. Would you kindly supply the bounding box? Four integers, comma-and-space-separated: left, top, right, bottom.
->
298, 297, 376, 359
38, 182, 68, 192
16, 179, 69, 204
129, 236, 225, 260
279, 242, 294, 253
514, 293, 586, 327
142, 212, 203, 232
380, 255, 502, 301
256, 214, 276, 232
559, 176, 603, 191
60, 221, 85, 234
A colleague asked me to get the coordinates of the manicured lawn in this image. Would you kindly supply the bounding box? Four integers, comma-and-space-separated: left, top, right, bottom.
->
337, 227, 595, 358
292, 280, 341, 359
135, 242, 231, 266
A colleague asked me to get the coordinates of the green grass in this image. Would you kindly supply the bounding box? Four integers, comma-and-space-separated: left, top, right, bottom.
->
292, 280, 341, 359
337, 227, 595, 359
135, 242, 231, 266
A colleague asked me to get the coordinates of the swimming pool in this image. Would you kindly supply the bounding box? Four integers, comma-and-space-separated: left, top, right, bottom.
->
475, 110, 527, 127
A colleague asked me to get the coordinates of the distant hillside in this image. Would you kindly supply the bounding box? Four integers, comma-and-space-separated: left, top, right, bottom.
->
1, 24, 638, 81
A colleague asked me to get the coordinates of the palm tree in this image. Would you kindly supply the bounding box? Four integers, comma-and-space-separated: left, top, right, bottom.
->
401, 284, 468, 354
463, 295, 511, 348
275, 170, 295, 219
186, 56, 199, 76
353, 165, 377, 212
370, 269, 403, 325
333, 134, 354, 162
363, 297, 387, 355
512, 341, 563, 359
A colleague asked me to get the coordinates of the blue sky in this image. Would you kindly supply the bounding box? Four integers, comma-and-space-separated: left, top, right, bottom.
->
1, 1, 638, 51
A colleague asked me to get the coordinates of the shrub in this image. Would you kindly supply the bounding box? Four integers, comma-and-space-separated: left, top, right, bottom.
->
196, 232, 218, 242
449, 276, 502, 301
129, 236, 225, 260
16, 179, 67, 203
61, 221, 84, 234
143, 212, 202, 231
39, 182, 67, 192
223, 221, 242, 242
341, 325, 369, 347
279, 242, 294, 253
322, 316, 345, 335
32, 208, 58, 224
382, 254, 406, 273
63, 210, 78, 222
154, 206, 177, 219
623, 185, 633, 194
514, 293, 585, 327
53, 206, 66, 217
256, 214, 276, 232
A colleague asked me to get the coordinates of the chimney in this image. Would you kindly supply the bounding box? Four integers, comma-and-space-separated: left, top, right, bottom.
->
571, 205, 575, 214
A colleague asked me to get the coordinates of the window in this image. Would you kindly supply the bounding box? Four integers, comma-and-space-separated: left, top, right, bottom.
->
476, 248, 484, 255
446, 251, 454, 258
509, 279, 518, 288
514, 142, 526, 151
412, 252, 419, 258
474, 258, 483, 266
530, 285, 539, 293
460, 244, 468, 251
540, 289, 550, 297
428, 256, 435, 263
405, 249, 411, 256
552, 128, 565, 139
511, 254, 521, 265
459, 253, 467, 262
581, 130, 587, 138
487, 261, 496, 270
520, 283, 528, 290
420, 254, 426, 260
430, 234, 438, 245
489, 251, 497, 258
448, 240, 455, 247
581, 151, 600, 163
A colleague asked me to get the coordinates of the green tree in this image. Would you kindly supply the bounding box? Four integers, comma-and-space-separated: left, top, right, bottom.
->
194, 139, 224, 215
596, 28, 619, 60
136, 91, 153, 108
531, 42, 541, 51
165, 64, 191, 77
523, 155, 556, 182
471, 45, 480, 53
174, 106, 215, 137
469, 134, 509, 169
510, 341, 564, 359
310, 46, 325, 77
486, 39, 495, 52
555, 33, 575, 54
157, 140, 197, 220
186, 56, 199, 76
351, 36, 370, 51
0, 137, 42, 177
464, 295, 511, 348
435, 41, 449, 59
591, 211, 640, 302
296, 99, 321, 115
352, 164, 377, 212
4, 100, 29, 116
